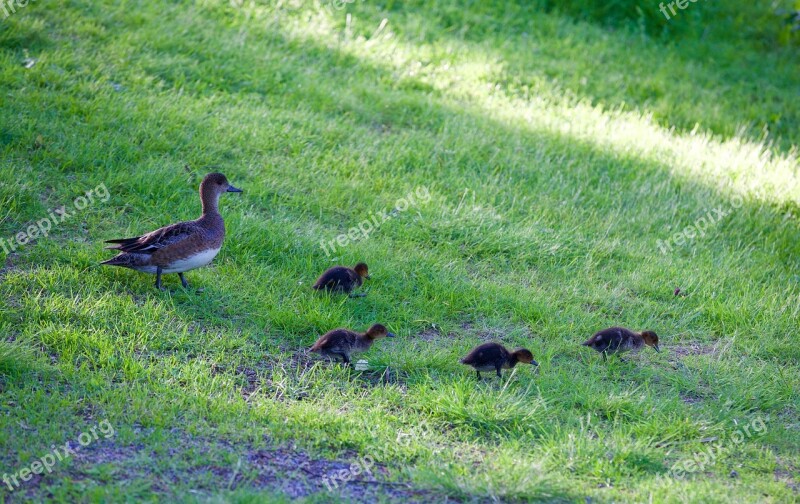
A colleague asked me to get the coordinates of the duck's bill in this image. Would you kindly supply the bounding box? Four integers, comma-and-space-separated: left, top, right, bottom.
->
387, 332, 396, 338
654, 345, 661, 353
227, 185, 243, 193
531, 360, 540, 366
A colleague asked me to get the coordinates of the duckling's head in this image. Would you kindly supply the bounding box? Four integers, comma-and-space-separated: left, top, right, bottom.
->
512, 348, 539, 366
641, 331, 660, 352
354, 262, 370, 279
365, 324, 395, 340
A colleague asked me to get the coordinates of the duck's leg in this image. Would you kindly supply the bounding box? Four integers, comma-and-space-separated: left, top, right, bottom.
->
155, 267, 164, 290
476, 370, 482, 380
339, 353, 351, 365
178, 272, 190, 289
602, 351, 607, 362
495, 363, 503, 378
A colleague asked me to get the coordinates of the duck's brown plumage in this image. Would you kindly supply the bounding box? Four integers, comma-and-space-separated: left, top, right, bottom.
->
101, 173, 242, 289
312, 263, 369, 294
581, 326, 660, 361
309, 323, 394, 364
460, 342, 538, 379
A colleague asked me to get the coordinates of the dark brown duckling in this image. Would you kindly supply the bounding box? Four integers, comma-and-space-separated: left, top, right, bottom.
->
309, 323, 395, 365
460, 342, 538, 380
582, 326, 660, 362
312, 262, 369, 297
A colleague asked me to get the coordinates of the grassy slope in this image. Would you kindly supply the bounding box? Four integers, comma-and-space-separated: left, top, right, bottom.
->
1, 0, 799, 502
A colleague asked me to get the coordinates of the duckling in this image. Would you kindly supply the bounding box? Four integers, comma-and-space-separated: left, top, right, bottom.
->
309, 323, 395, 365
101, 172, 242, 290
581, 326, 660, 362
312, 262, 369, 297
460, 342, 538, 380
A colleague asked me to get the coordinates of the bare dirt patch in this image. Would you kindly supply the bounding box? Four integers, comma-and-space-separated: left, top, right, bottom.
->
10, 433, 455, 503
1, 252, 18, 274
669, 340, 726, 359
417, 326, 444, 341
679, 392, 706, 405
774, 460, 799, 493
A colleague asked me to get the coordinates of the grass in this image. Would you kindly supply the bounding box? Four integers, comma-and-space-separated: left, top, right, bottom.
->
1, 0, 799, 502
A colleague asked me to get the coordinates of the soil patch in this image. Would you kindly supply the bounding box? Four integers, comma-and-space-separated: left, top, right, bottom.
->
7, 433, 457, 502
670, 341, 725, 359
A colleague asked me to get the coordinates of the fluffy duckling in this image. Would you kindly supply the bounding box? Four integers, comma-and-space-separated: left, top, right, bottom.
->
460, 342, 538, 380
312, 262, 369, 297
582, 326, 660, 362
101, 173, 242, 290
309, 323, 395, 365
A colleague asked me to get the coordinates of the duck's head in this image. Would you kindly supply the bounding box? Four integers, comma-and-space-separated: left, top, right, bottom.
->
354, 262, 370, 279
200, 173, 242, 212
365, 324, 395, 340
512, 348, 538, 366
202, 173, 242, 194
641, 331, 660, 352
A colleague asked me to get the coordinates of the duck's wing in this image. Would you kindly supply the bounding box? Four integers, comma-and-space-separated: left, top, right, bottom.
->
105, 221, 197, 255
312, 268, 335, 289
461, 343, 504, 365
583, 328, 626, 351
313, 267, 349, 289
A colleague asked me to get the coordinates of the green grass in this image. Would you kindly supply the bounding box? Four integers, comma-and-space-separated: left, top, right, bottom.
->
1, 0, 799, 502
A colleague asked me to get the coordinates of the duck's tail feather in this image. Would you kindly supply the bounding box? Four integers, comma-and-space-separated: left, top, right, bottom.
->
104, 236, 146, 251
100, 255, 128, 267
100, 253, 151, 269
